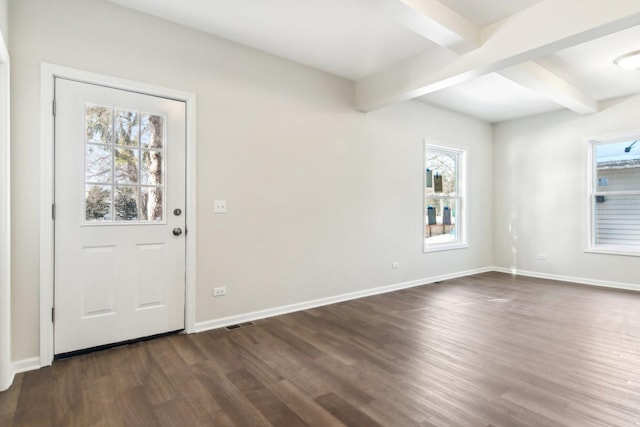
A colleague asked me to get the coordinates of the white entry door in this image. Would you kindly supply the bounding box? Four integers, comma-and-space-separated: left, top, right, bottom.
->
54, 78, 186, 355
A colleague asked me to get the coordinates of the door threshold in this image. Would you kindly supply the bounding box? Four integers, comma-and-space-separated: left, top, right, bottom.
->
54, 329, 184, 360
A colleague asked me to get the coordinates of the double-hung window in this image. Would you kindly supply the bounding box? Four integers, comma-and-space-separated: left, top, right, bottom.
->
588, 136, 640, 255
424, 142, 467, 252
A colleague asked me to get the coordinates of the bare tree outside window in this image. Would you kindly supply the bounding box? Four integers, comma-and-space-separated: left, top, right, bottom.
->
140, 115, 163, 221
84, 104, 165, 223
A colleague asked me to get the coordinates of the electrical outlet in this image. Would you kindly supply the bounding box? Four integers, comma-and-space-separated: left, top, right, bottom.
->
537, 254, 547, 261
214, 200, 227, 213
392, 261, 400, 269
213, 286, 226, 297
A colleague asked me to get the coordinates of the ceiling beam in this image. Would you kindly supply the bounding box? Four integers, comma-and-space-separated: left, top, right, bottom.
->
356, 0, 640, 112
500, 62, 599, 114
359, 0, 599, 114
356, 0, 479, 52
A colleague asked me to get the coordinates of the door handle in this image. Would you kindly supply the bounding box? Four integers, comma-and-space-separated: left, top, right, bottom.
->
172, 227, 183, 236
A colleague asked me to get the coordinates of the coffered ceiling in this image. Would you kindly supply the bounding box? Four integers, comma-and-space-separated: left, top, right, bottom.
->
106, 0, 640, 123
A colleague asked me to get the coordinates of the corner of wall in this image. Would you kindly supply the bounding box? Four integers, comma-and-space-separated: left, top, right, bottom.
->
489, 121, 497, 268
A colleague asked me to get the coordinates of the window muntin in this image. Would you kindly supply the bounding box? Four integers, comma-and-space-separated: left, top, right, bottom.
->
589, 138, 640, 254
84, 104, 166, 224
424, 143, 466, 251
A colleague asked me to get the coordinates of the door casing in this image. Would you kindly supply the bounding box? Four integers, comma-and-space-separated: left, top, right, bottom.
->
39, 63, 197, 366
0, 30, 11, 392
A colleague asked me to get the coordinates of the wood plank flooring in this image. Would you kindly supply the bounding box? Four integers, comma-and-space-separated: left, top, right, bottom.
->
2, 272, 640, 426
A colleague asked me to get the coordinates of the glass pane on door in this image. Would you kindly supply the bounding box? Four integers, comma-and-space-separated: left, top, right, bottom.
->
84, 103, 165, 223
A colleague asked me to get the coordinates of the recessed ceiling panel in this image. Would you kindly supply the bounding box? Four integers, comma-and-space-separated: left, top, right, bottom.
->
538, 25, 640, 101
438, 0, 542, 27
418, 73, 562, 123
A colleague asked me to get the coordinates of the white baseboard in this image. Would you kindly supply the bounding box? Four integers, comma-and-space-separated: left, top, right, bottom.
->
194, 266, 494, 333
0, 370, 13, 392
11, 356, 40, 376
9, 266, 637, 382
2, 266, 494, 384
492, 266, 640, 292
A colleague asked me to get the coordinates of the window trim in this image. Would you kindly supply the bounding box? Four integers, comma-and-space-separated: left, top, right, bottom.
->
586, 131, 640, 257
423, 141, 468, 253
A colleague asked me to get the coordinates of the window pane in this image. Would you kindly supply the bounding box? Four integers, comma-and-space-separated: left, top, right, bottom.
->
426, 151, 457, 196
140, 114, 163, 149
115, 110, 140, 146
85, 185, 112, 221
141, 150, 163, 185
425, 144, 465, 251
85, 105, 112, 144
85, 144, 112, 184
83, 105, 166, 225
596, 141, 640, 192
595, 194, 640, 247
115, 148, 139, 184
140, 187, 163, 221
114, 186, 139, 221
425, 198, 457, 244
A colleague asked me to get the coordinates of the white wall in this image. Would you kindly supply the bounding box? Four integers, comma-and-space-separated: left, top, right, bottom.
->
493, 95, 640, 285
10, 0, 493, 361
0, 0, 7, 42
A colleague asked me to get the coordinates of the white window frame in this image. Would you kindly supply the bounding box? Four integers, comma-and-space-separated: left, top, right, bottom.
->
423, 141, 468, 253
586, 131, 640, 257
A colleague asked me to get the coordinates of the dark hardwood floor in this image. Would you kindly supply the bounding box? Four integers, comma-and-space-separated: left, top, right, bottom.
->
2, 272, 640, 426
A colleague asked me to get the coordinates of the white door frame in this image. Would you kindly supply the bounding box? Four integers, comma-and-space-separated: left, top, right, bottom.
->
40, 63, 197, 366
0, 30, 12, 391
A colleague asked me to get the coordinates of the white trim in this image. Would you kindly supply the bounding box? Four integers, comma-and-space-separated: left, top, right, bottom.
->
0, 30, 11, 392
194, 267, 493, 333
586, 129, 640, 145
184, 91, 197, 334
39, 63, 197, 366
11, 357, 41, 376
423, 243, 469, 253
492, 266, 640, 293
584, 247, 640, 257
423, 140, 468, 253
585, 136, 595, 253
11, 264, 638, 378
39, 64, 55, 367
585, 131, 640, 255
197, 266, 640, 334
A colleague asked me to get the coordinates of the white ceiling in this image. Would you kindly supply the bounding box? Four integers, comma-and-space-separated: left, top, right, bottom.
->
538, 25, 640, 101
417, 73, 563, 123
107, 0, 640, 123
438, 0, 542, 27
106, 0, 437, 80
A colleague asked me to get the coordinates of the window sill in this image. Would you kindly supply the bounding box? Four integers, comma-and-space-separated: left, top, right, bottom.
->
585, 246, 640, 257
423, 242, 468, 253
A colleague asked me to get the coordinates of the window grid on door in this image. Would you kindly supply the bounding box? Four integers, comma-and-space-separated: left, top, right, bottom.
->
84, 103, 166, 224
